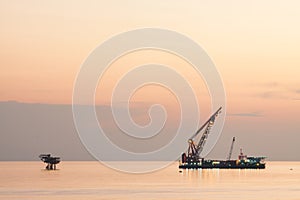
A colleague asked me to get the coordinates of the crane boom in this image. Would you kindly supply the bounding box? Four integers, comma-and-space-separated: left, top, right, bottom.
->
187, 107, 222, 161
227, 137, 235, 160
189, 107, 222, 140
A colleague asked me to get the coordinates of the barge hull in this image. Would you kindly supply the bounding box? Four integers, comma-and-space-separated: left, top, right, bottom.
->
179, 164, 266, 169
179, 158, 266, 169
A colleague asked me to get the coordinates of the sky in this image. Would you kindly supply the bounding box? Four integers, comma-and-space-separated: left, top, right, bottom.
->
0, 0, 300, 160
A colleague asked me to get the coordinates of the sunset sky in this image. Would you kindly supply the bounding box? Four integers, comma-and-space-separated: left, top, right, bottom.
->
0, 1, 299, 160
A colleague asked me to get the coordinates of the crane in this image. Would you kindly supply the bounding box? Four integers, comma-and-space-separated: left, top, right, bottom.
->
183, 107, 222, 163
227, 137, 235, 160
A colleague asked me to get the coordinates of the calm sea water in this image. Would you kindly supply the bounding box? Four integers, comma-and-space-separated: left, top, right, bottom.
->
0, 161, 299, 200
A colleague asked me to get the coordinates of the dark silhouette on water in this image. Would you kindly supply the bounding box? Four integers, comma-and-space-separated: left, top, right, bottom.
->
179, 107, 266, 169
39, 154, 60, 170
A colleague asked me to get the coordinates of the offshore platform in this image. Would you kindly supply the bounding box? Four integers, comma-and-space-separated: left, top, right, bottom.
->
179, 107, 266, 169
39, 154, 60, 170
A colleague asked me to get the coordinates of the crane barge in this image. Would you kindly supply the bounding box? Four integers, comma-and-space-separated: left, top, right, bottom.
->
179, 107, 266, 169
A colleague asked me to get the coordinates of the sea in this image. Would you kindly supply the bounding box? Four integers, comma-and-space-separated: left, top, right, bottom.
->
0, 161, 299, 200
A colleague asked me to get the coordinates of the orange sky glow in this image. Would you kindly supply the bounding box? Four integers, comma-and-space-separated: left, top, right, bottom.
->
0, 0, 300, 123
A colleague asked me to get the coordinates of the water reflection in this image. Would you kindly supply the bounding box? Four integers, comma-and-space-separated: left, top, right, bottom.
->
182, 167, 266, 188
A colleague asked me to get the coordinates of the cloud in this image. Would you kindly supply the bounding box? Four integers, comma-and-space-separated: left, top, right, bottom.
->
227, 111, 263, 117
263, 82, 279, 88
291, 90, 300, 101
257, 91, 285, 99
254, 82, 286, 99
255, 83, 300, 100
257, 89, 300, 100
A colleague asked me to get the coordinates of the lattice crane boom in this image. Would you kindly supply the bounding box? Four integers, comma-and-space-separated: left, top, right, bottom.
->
227, 137, 235, 160
187, 107, 222, 160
